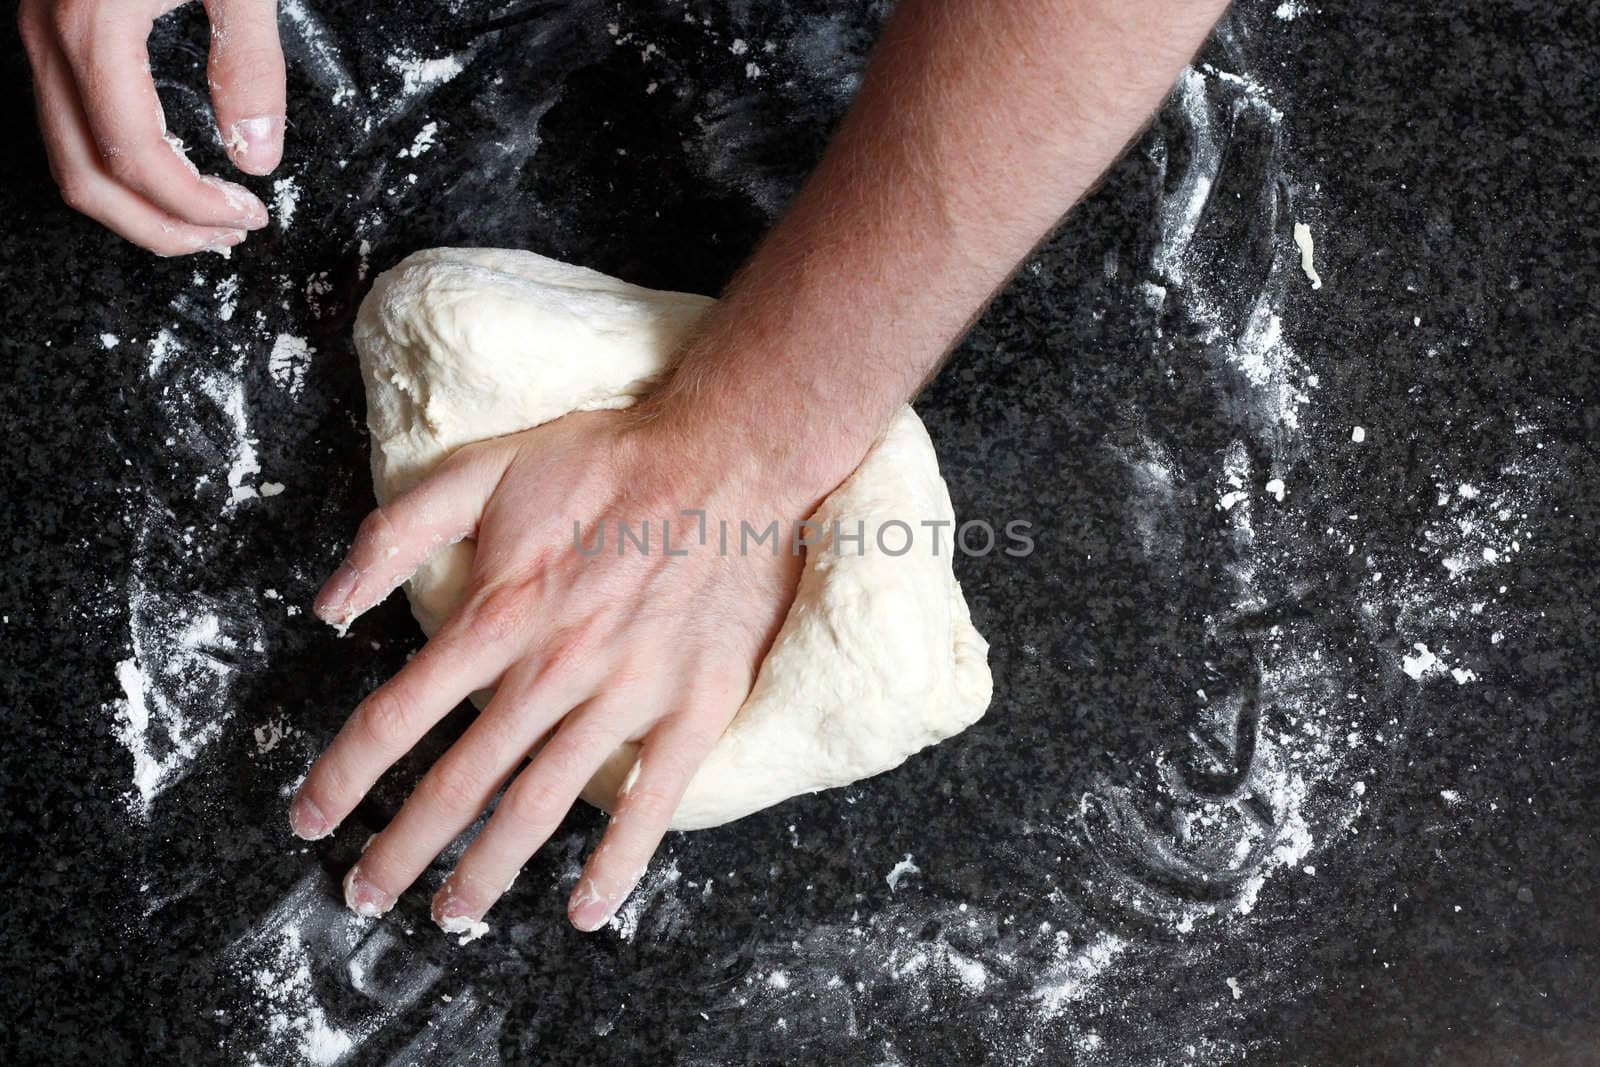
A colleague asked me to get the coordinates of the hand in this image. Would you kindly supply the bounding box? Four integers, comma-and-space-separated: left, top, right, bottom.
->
18, 0, 285, 255
291, 407, 813, 932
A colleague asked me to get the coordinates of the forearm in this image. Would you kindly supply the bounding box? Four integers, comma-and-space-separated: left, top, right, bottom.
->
646, 0, 1228, 498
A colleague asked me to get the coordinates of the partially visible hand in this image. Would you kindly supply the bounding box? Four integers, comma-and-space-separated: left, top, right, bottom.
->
17, 0, 285, 255
291, 407, 818, 933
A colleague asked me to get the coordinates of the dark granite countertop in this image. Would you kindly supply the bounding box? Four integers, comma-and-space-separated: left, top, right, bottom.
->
1, 2, 1597, 1064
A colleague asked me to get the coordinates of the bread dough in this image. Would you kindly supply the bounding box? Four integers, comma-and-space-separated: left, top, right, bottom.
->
354, 248, 992, 829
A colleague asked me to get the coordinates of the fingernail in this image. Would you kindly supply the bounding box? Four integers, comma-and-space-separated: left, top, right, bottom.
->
227, 115, 284, 175
343, 865, 392, 918
316, 562, 359, 623
199, 175, 269, 228
288, 793, 332, 840
569, 878, 613, 932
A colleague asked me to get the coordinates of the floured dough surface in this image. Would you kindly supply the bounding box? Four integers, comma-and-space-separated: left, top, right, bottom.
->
355, 248, 992, 829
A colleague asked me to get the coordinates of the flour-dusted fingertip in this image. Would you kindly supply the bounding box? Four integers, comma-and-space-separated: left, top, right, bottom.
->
568, 878, 613, 932
226, 115, 283, 175
198, 174, 268, 228
343, 865, 393, 918
288, 792, 332, 840
432, 883, 491, 944
314, 561, 360, 626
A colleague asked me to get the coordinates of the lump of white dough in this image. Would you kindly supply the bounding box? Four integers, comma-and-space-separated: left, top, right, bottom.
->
354, 248, 992, 830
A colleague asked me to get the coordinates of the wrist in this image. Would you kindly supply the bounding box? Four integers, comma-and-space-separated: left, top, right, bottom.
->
625, 367, 873, 518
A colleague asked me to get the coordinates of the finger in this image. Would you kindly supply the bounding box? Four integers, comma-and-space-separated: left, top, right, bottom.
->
314, 444, 512, 631
431, 696, 639, 934
288, 615, 515, 847
567, 715, 723, 931
56, 5, 268, 229
340, 652, 599, 920
204, 0, 286, 175
22, 14, 247, 255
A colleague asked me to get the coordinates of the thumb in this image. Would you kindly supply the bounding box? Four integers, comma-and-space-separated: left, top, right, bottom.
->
204, 0, 287, 175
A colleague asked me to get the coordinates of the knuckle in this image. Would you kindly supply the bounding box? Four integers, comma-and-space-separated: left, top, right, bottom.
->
621, 779, 679, 818
102, 150, 141, 186
663, 719, 723, 767
354, 504, 401, 558
589, 835, 652, 889
17, 3, 45, 49
540, 625, 603, 681
214, 42, 283, 75
503, 775, 569, 832
57, 179, 96, 215
641, 745, 700, 797
420, 759, 487, 816
472, 710, 526, 761
467, 582, 533, 644
535, 738, 589, 788
659, 740, 706, 785
48, 0, 84, 36
357, 688, 413, 753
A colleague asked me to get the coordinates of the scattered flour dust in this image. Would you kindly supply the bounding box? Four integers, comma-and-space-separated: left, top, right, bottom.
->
269, 333, 313, 396
272, 179, 300, 229
197, 368, 268, 509
277, 0, 361, 109
607, 859, 683, 941
247, 923, 356, 1066
107, 327, 288, 816
110, 561, 266, 816
225, 872, 453, 1066
1354, 413, 1557, 687
215, 274, 240, 322
112, 603, 240, 815
402, 121, 439, 159
385, 49, 467, 100
1033, 932, 1128, 1017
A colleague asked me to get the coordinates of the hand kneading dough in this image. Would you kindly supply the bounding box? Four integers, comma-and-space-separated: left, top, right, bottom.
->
354, 248, 992, 830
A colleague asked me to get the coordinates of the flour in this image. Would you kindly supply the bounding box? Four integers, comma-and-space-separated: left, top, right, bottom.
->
199, 370, 265, 509
1152, 68, 1218, 285
1032, 933, 1128, 1017
606, 859, 683, 942
401, 121, 439, 159
385, 49, 466, 100
278, 0, 360, 110
106, 323, 284, 817
226, 871, 458, 1065
147, 328, 179, 376
268, 333, 312, 396
111, 574, 261, 815
272, 179, 300, 229
216, 275, 240, 322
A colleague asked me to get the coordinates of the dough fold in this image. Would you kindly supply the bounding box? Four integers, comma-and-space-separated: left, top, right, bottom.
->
355, 248, 992, 830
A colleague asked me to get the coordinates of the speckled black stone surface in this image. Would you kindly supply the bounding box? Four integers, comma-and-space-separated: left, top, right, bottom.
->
2, 3, 1598, 1065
